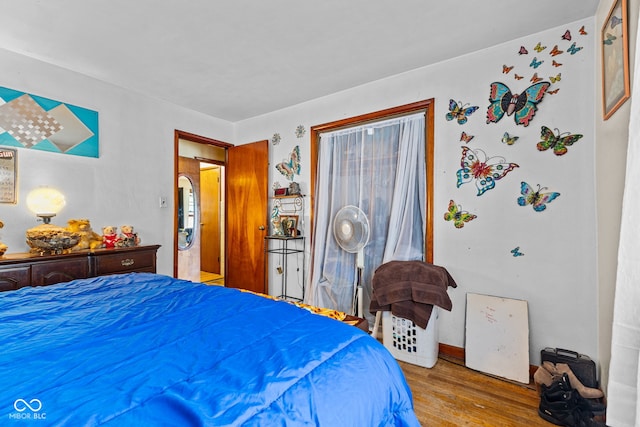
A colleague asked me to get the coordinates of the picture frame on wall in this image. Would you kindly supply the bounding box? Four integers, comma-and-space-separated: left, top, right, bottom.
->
602, 0, 630, 120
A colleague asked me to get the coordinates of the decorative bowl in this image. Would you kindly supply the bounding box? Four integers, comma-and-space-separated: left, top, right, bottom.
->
26, 224, 80, 255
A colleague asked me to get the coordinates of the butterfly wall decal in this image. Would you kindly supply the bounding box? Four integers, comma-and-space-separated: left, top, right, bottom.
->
552, 60, 563, 67
610, 15, 622, 29
550, 45, 563, 56
456, 146, 519, 196
534, 42, 547, 52
519, 46, 528, 55
502, 64, 514, 74
562, 30, 572, 41
486, 81, 550, 127
446, 99, 479, 125
444, 200, 477, 229
517, 182, 560, 212
537, 126, 583, 156
567, 42, 583, 55
603, 33, 617, 45
530, 73, 542, 83
514, 74, 524, 80
275, 145, 301, 180
501, 132, 519, 145
511, 247, 525, 257
547, 88, 560, 95
579, 25, 588, 35
460, 131, 474, 143
550, 73, 562, 83
530, 57, 544, 68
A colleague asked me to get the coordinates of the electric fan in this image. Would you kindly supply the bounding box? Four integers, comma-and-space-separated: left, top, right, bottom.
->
333, 205, 370, 316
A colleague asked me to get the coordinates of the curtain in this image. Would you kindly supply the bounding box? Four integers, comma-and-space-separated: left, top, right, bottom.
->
307, 113, 425, 324
606, 15, 640, 427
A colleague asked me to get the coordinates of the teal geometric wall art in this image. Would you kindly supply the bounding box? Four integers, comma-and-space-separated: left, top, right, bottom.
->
0, 86, 98, 158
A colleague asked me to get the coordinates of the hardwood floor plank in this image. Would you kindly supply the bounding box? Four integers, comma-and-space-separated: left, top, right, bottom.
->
399, 358, 551, 426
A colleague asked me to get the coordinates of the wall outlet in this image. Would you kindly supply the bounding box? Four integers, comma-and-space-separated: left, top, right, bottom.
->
159, 196, 168, 208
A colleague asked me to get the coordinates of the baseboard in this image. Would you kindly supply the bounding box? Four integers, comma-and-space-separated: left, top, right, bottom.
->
438, 343, 537, 382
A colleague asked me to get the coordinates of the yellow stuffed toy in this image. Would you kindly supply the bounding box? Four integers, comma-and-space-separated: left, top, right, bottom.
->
67, 218, 103, 251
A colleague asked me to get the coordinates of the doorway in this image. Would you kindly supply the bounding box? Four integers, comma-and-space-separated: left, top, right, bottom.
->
175, 131, 228, 284
174, 130, 270, 293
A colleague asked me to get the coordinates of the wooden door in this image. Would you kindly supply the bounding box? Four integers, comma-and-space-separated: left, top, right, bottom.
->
226, 140, 268, 293
200, 167, 221, 274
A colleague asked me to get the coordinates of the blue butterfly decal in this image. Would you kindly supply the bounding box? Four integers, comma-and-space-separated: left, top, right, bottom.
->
275, 145, 301, 181
511, 247, 525, 257
530, 57, 544, 68
486, 81, 550, 127
446, 99, 479, 125
567, 42, 583, 55
456, 146, 519, 196
517, 182, 560, 212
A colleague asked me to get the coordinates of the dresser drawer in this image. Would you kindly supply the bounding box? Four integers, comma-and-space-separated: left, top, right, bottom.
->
0, 266, 31, 291
94, 249, 156, 275
31, 257, 90, 286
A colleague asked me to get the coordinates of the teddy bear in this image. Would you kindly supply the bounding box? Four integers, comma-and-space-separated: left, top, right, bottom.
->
102, 226, 120, 249
119, 225, 140, 247
66, 218, 103, 251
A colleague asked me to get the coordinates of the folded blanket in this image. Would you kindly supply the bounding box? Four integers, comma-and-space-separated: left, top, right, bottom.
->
369, 260, 457, 328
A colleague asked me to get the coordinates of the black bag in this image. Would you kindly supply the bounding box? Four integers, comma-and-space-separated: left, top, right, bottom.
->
541, 347, 597, 388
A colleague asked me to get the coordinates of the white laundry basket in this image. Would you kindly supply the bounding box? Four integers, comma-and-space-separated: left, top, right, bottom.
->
382, 306, 439, 368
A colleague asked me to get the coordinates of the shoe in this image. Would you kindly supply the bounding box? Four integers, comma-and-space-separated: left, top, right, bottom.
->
538, 378, 608, 426
540, 374, 607, 415
543, 361, 604, 399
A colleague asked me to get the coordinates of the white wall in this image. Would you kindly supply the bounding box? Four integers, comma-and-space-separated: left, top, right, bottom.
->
595, 0, 639, 392
0, 48, 234, 276
236, 18, 599, 365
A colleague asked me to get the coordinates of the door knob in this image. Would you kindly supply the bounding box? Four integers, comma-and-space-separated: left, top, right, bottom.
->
258, 225, 265, 230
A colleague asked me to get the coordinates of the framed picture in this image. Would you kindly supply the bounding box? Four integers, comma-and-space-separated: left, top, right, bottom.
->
602, 0, 630, 120
280, 215, 299, 237
0, 148, 17, 204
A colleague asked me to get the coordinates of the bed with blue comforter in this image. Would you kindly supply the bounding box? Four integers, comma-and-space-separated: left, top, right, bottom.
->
0, 273, 419, 426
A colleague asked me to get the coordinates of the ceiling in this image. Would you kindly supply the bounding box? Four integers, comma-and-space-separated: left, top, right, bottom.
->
0, 0, 600, 122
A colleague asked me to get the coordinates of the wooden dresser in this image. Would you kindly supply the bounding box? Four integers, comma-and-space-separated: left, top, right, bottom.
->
0, 244, 160, 292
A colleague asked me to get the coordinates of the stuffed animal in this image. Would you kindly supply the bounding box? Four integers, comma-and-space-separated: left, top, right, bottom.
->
119, 225, 140, 247
66, 218, 103, 251
102, 226, 120, 249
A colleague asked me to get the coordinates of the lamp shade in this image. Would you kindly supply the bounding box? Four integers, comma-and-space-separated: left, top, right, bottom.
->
26, 187, 66, 216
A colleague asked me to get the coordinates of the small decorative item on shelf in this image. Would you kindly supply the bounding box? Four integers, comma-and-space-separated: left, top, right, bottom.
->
66, 218, 103, 251
102, 226, 120, 248
274, 187, 288, 196
288, 182, 301, 195
119, 225, 140, 247
280, 215, 299, 237
0, 220, 6, 256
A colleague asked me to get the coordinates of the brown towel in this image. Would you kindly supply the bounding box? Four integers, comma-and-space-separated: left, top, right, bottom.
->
369, 260, 457, 328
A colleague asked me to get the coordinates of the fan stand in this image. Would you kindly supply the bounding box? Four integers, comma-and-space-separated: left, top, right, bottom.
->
352, 249, 365, 317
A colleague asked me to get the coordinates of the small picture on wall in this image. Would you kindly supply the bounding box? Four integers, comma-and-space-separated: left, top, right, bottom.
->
280, 215, 299, 237
602, 0, 630, 119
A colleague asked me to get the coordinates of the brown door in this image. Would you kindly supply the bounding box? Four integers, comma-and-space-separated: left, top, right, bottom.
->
200, 167, 221, 274
226, 140, 268, 293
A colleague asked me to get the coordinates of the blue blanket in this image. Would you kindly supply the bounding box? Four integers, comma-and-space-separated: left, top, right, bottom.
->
0, 273, 419, 426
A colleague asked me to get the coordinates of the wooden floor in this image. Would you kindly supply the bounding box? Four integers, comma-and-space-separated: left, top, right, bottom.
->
399, 357, 551, 426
